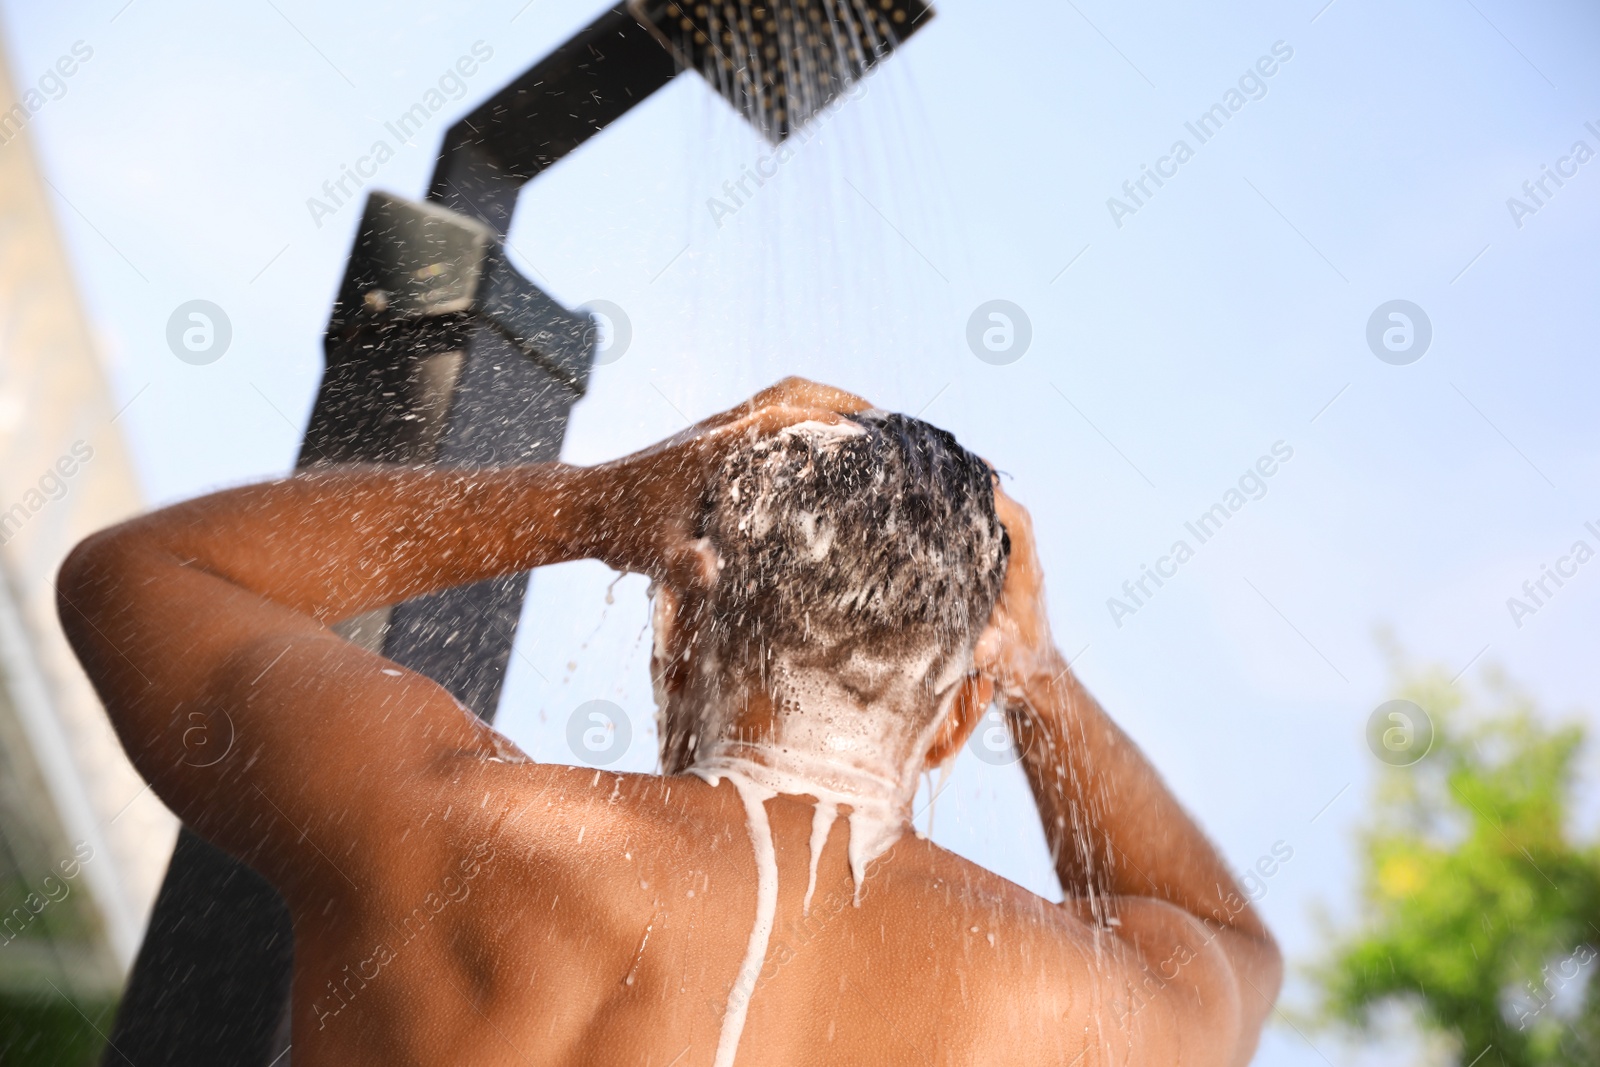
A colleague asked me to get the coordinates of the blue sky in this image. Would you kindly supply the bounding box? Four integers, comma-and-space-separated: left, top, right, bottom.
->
5, 0, 1599, 1062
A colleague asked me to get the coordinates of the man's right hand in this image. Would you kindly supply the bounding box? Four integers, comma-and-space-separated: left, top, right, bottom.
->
584, 377, 871, 589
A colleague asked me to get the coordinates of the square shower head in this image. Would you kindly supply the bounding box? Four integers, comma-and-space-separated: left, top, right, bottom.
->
629, 0, 934, 142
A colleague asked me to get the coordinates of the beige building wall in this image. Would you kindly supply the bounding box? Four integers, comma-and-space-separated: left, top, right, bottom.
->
0, 37, 176, 970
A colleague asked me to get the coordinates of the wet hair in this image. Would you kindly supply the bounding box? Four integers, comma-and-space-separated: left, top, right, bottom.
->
697, 411, 1009, 678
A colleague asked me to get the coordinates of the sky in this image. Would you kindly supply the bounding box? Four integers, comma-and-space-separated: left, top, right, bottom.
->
4, 0, 1599, 1062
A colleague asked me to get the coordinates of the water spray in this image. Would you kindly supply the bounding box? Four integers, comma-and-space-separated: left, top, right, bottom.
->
105, 5, 936, 1063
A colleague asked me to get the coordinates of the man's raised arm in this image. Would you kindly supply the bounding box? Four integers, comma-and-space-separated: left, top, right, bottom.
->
55, 378, 864, 900
977, 492, 1283, 1066
55, 462, 603, 893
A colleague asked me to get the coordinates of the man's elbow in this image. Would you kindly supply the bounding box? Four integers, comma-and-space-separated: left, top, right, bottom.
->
1227, 927, 1284, 1066
1243, 925, 1284, 1012
1260, 929, 1284, 1001
56, 526, 142, 644
1178, 912, 1284, 1065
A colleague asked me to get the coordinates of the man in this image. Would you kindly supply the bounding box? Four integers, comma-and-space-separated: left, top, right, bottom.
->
60, 378, 1280, 1065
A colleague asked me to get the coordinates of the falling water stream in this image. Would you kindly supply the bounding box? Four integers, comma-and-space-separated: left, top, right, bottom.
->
501, 4, 1125, 1063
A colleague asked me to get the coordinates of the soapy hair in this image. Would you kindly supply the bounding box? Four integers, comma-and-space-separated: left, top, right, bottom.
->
697, 411, 1009, 679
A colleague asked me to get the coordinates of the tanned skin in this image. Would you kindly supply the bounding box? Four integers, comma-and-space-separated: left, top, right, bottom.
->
59, 379, 1280, 1065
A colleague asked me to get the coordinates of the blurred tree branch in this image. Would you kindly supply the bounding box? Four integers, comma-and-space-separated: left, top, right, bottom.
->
1313, 656, 1600, 1066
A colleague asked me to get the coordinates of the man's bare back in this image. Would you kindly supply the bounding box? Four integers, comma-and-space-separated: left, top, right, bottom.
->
293, 759, 1236, 1066
58, 380, 1279, 1065
290, 766, 1107, 1065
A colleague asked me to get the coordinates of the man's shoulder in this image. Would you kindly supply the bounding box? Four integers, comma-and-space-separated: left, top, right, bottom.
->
485, 762, 721, 843
425, 762, 722, 902
851, 844, 1230, 1053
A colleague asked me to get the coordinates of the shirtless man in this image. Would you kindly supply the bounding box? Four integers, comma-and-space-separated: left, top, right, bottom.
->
59, 378, 1281, 1065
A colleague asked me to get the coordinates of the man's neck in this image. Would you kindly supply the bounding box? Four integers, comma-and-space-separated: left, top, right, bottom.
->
691, 739, 911, 841
687, 711, 930, 901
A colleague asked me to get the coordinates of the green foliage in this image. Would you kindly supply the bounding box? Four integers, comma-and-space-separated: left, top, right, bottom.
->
0, 874, 106, 946
1313, 662, 1600, 1065
0, 990, 115, 1066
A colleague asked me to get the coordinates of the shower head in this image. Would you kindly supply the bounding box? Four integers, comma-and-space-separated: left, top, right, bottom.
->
629, 0, 934, 142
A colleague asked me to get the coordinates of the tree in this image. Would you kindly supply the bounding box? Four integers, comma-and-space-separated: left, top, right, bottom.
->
1313, 662, 1600, 1066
